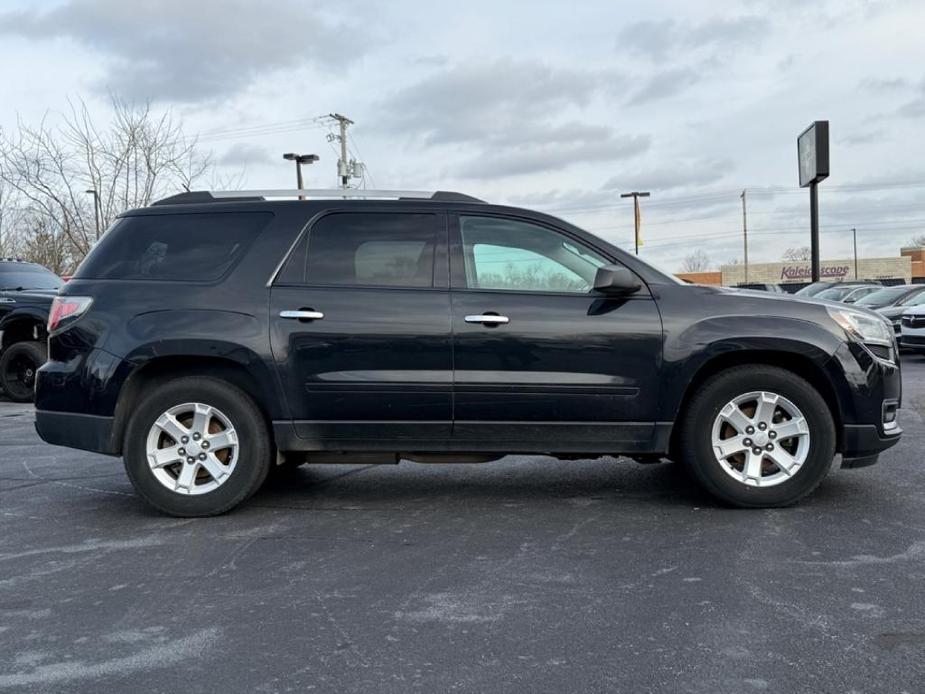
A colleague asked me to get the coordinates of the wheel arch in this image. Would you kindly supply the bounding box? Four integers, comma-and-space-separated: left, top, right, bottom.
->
0, 310, 48, 350
111, 355, 277, 456
667, 349, 845, 460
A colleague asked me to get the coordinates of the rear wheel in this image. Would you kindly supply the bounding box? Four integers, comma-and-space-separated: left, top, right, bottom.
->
0, 341, 46, 403
123, 376, 271, 516
680, 365, 836, 508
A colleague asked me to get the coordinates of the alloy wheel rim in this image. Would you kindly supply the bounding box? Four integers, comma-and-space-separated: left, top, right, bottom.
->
4, 355, 36, 395
145, 402, 239, 495
710, 391, 810, 487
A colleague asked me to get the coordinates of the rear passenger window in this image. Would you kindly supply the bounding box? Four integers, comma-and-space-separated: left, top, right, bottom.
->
277, 213, 438, 288
75, 212, 272, 281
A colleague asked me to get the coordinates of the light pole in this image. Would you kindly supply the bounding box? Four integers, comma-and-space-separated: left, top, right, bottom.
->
282, 153, 319, 198
620, 191, 650, 255
85, 189, 101, 240
851, 227, 858, 280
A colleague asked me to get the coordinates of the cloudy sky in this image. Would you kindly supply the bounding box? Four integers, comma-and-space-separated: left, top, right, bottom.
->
1, 0, 923, 271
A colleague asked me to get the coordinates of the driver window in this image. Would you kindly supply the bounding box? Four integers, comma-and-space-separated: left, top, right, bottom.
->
459, 216, 607, 293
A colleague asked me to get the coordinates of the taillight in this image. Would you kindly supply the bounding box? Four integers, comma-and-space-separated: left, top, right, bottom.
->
47, 296, 93, 333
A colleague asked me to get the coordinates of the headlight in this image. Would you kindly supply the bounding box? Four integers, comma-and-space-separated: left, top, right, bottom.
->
826, 306, 893, 346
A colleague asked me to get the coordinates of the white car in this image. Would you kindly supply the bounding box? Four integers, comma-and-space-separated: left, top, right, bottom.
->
900, 304, 925, 352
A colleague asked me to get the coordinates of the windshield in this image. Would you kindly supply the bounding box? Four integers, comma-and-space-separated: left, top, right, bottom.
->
816, 286, 855, 301
0, 265, 63, 290
856, 286, 912, 308
896, 289, 925, 306
794, 282, 832, 296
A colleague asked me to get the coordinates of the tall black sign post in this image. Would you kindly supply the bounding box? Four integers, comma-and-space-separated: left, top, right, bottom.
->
797, 121, 830, 282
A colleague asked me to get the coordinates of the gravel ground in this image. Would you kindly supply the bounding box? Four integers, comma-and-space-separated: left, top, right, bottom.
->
1, 356, 924, 693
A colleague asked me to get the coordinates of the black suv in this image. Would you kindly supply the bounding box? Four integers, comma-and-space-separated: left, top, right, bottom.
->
35, 190, 902, 516
0, 259, 61, 402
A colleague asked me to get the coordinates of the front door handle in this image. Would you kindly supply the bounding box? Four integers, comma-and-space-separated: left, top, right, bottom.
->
280, 309, 324, 321
464, 314, 509, 325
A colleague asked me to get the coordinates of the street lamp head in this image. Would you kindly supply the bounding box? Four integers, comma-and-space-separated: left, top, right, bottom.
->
85, 189, 97, 195
282, 153, 297, 161
296, 154, 319, 164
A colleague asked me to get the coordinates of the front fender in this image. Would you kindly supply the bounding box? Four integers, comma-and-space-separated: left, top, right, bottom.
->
660, 314, 857, 422
0, 306, 49, 346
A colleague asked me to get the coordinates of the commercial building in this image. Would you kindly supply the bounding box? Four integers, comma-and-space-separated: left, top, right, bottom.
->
678, 246, 925, 287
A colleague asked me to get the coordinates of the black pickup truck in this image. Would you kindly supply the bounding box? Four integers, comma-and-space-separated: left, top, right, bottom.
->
0, 259, 61, 402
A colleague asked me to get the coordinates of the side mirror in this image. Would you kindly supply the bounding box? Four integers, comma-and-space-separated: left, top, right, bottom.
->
593, 265, 641, 295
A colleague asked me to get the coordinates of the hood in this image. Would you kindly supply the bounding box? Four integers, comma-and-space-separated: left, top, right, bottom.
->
0, 287, 59, 303
700, 283, 887, 323
901, 304, 925, 317
877, 306, 907, 320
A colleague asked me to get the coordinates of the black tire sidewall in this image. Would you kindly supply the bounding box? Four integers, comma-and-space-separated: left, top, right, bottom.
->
0, 341, 46, 403
123, 377, 271, 516
682, 366, 836, 508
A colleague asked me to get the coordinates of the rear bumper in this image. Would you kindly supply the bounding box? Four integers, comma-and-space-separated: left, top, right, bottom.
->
35, 409, 118, 455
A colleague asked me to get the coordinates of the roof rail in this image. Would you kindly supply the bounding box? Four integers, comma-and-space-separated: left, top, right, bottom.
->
152, 189, 486, 205
212, 189, 485, 202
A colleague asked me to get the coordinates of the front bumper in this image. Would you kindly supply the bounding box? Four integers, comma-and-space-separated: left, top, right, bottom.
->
841, 422, 901, 468
35, 409, 118, 455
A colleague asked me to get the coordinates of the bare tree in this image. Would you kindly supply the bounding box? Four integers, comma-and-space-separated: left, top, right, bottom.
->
681, 249, 712, 273
782, 246, 811, 261
909, 234, 925, 247
0, 97, 213, 270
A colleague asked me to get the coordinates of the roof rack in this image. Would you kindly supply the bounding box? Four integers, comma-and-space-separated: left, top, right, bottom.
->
152, 189, 485, 206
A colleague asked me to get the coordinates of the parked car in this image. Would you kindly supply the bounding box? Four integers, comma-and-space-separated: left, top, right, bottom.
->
856, 284, 925, 310
34, 190, 902, 516
900, 305, 925, 353
814, 284, 881, 304
794, 280, 880, 298
872, 285, 925, 347
734, 283, 784, 293
0, 259, 62, 402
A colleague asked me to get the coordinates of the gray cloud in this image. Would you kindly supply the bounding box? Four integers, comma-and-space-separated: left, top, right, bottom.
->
601, 158, 733, 193
894, 78, 925, 118
0, 0, 362, 102
455, 133, 650, 179
860, 76, 910, 92
618, 15, 770, 61
215, 142, 274, 168
381, 58, 621, 146
626, 68, 700, 106
380, 59, 646, 178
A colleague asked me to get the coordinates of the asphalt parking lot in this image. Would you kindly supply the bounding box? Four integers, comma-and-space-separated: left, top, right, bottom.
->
2, 358, 924, 693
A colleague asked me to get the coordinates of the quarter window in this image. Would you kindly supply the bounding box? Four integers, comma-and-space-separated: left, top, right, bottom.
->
75, 212, 272, 281
459, 216, 608, 293
278, 213, 438, 288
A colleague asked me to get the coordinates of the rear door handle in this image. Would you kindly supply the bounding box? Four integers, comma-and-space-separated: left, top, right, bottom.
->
280, 309, 324, 321
464, 314, 509, 325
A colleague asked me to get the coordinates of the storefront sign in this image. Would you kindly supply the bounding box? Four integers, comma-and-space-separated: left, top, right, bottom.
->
780, 264, 849, 280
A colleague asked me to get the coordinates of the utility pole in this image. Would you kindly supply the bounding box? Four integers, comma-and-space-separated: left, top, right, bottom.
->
740, 189, 749, 285
282, 153, 319, 199
85, 189, 101, 240
620, 191, 650, 255
852, 227, 858, 280
328, 113, 354, 189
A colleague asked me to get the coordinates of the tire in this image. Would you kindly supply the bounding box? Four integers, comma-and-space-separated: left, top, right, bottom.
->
0, 341, 46, 403
122, 376, 272, 517
679, 365, 836, 508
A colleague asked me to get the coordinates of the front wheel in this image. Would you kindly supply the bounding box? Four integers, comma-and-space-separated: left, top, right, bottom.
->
679, 365, 836, 508
122, 376, 272, 516
0, 341, 46, 403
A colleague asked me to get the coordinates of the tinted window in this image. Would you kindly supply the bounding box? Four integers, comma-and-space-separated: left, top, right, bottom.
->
0, 264, 63, 290
459, 216, 607, 293
75, 212, 272, 281
278, 213, 438, 288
